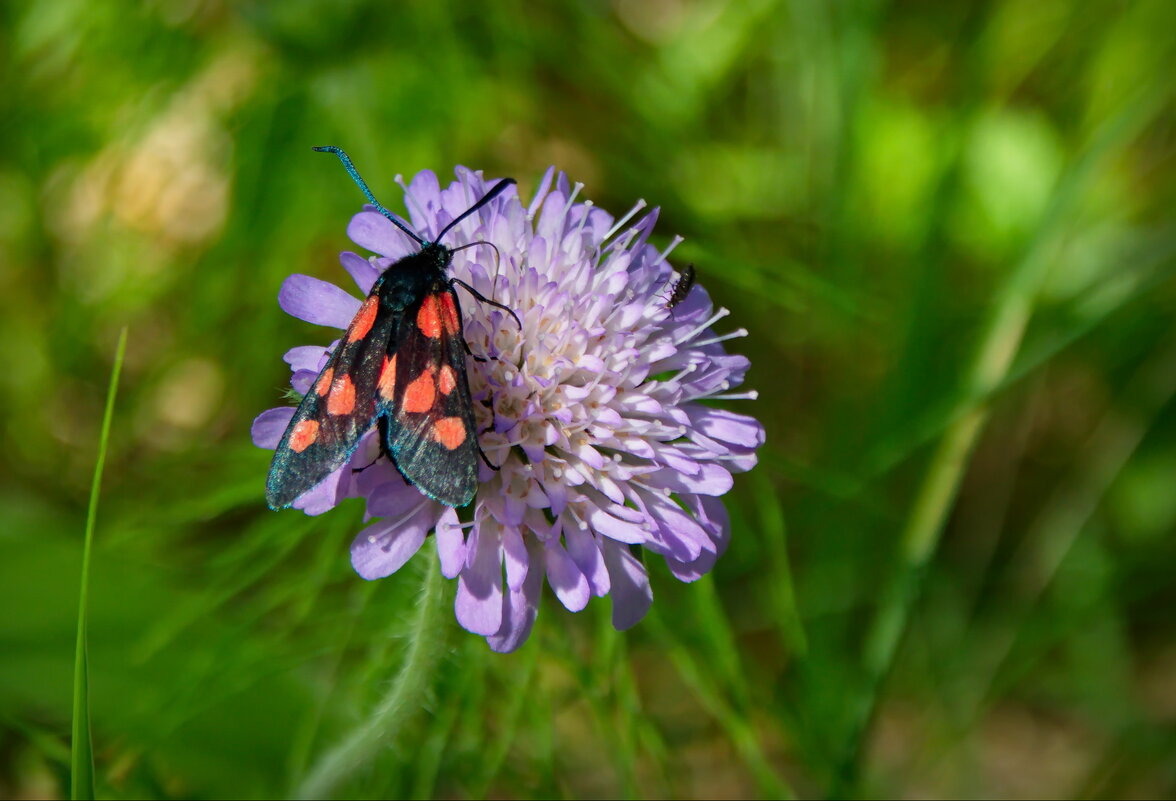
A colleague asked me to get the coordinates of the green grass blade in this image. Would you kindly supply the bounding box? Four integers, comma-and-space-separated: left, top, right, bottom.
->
71, 327, 128, 801
752, 471, 807, 655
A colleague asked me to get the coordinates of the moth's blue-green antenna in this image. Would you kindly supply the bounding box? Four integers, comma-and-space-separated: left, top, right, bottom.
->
435, 177, 516, 243
313, 146, 425, 246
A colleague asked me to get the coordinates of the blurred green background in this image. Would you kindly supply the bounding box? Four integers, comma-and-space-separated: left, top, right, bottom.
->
3, 0, 1176, 797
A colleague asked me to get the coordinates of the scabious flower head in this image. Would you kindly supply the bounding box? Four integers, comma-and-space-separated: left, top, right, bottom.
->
253, 166, 764, 651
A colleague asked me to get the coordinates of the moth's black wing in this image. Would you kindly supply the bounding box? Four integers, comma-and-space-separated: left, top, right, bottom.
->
379, 287, 479, 507
266, 292, 396, 509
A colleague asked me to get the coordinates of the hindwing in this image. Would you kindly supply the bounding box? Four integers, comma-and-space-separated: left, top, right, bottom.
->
377, 287, 479, 507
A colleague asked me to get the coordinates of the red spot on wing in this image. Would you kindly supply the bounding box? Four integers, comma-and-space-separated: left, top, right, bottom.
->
439, 292, 460, 334
431, 417, 466, 450
315, 367, 334, 396
402, 366, 436, 413
438, 364, 457, 395
289, 420, 320, 452
327, 374, 356, 416
377, 354, 397, 401
416, 295, 443, 339
348, 296, 378, 342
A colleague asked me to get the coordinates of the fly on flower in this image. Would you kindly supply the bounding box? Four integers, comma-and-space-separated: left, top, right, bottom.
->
665, 263, 697, 309
266, 147, 517, 510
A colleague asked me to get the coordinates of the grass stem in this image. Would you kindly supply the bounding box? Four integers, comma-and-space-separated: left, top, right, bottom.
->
71, 327, 128, 801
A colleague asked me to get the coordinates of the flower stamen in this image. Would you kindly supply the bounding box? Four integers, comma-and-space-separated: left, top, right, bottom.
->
603, 199, 648, 243
709, 390, 760, 401
676, 307, 732, 346
692, 328, 749, 348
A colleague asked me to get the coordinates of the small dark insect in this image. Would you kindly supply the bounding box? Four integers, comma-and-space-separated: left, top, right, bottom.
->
266, 147, 518, 510
666, 263, 697, 309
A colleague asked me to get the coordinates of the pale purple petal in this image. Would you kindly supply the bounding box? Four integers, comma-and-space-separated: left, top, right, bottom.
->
340, 251, 381, 294
437, 178, 481, 232
650, 463, 734, 496
293, 466, 347, 516
725, 449, 759, 474
602, 541, 652, 630
633, 207, 661, 250
501, 524, 530, 592
455, 527, 504, 636
665, 547, 717, 583
366, 477, 434, 519
435, 509, 467, 579
686, 407, 766, 449
654, 446, 703, 476
542, 479, 567, 516
354, 459, 400, 499
644, 491, 710, 559
405, 170, 442, 233
350, 511, 430, 580
501, 493, 526, 527
667, 558, 712, 583
536, 190, 567, 246
252, 408, 294, 448
487, 538, 545, 653
527, 166, 555, 218
284, 345, 328, 373
346, 212, 416, 261
279, 274, 361, 329
664, 495, 728, 583
544, 540, 590, 612
291, 370, 316, 395
683, 355, 751, 396
587, 506, 650, 544
697, 495, 732, 557
564, 526, 610, 596
347, 431, 381, 473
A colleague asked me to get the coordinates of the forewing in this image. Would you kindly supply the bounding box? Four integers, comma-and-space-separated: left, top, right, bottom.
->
266, 293, 394, 509
380, 287, 479, 507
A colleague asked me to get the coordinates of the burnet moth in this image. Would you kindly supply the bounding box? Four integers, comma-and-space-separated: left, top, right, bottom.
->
266, 147, 517, 510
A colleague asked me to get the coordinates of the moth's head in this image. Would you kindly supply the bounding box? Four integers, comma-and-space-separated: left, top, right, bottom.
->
419, 240, 452, 269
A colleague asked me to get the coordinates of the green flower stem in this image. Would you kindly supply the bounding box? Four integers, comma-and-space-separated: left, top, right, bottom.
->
294, 547, 446, 800
72, 327, 128, 801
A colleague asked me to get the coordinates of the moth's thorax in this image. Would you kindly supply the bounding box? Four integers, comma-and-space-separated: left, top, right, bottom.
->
376, 241, 453, 311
